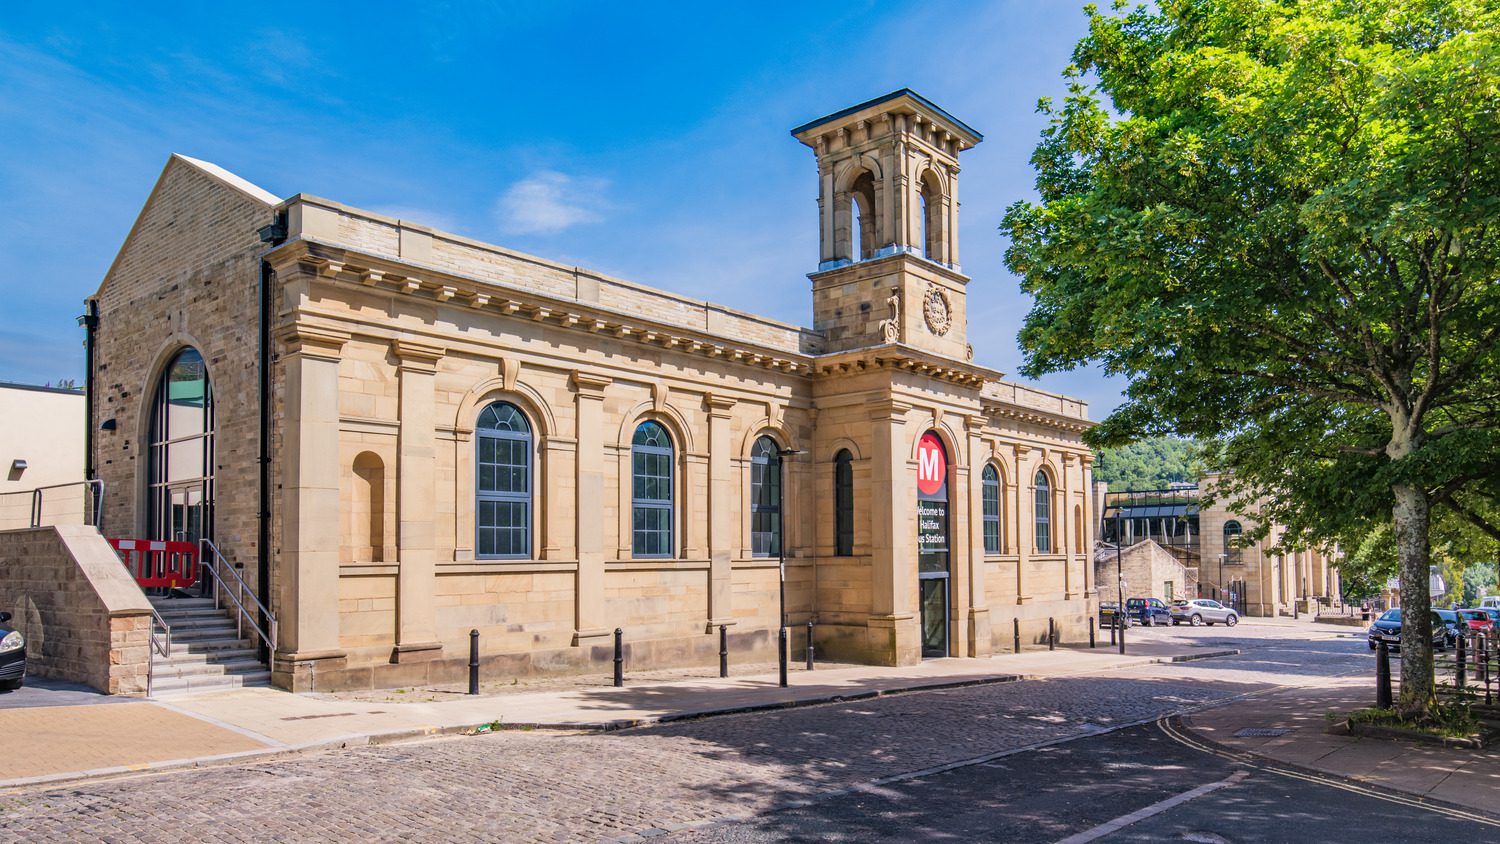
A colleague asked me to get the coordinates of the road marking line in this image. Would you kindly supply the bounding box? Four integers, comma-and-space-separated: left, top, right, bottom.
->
1051, 771, 1249, 844
1157, 717, 1500, 827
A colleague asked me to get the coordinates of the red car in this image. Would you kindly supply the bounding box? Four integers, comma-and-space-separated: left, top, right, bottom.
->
1457, 609, 1494, 632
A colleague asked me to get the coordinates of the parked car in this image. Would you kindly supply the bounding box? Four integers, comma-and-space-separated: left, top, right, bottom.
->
1457, 609, 1494, 632
1434, 608, 1463, 647
1126, 597, 1172, 627
1366, 608, 1449, 652
1099, 602, 1121, 627
1171, 599, 1239, 627
0, 611, 24, 691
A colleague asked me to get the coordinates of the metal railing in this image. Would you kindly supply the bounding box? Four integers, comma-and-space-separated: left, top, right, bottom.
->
1437, 627, 1500, 707
0, 479, 103, 533
146, 605, 171, 698
199, 539, 277, 656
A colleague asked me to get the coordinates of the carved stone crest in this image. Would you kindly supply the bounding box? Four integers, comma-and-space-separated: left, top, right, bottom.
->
923, 284, 952, 336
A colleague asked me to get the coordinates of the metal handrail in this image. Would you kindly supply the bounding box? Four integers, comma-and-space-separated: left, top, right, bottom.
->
146, 605, 171, 698
199, 538, 277, 655
0, 479, 105, 533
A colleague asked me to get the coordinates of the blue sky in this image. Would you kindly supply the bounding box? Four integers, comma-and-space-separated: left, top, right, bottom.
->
0, 1, 1125, 416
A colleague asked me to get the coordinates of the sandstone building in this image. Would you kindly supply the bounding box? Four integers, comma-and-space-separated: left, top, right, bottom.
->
84, 90, 1097, 691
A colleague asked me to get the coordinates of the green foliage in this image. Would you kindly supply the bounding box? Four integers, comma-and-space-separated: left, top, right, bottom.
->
1094, 436, 1203, 490
1463, 561, 1498, 604
1005, 0, 1500, 715
1346, 704, 1480, 739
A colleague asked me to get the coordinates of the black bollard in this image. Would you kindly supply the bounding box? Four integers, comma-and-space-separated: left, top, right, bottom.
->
806, 621, 815, 671
1089, 617, 1096, 649
1013, 617, 1020, 653
778, 626, 788, 688
1376, 641, 1392, 709
1117, 614, 1126, 655
613, 628, 624, 688
719, 624, 728, 678
1048, 617, 1055, 651
468, 629, 480, 696
1110, 614, 1117, 646
1457, 633, 1467, 690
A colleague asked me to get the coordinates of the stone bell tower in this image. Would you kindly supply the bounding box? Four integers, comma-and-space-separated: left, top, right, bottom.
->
792, 89, 982, 359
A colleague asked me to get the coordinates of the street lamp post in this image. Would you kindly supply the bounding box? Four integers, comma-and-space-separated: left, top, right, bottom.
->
776, 447, 804, 688
1115, 512, 1125, 655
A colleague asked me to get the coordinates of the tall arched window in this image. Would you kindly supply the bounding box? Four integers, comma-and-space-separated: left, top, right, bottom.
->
632, 421, 674, 557
920, 169, 943, 261
751, 436, 782, 557
834, 450, 854, 557
850, 170, 876, 261
476, 402, 531, 559
982, 465, 1001, 554
1034, 471, 1052, 553
1223, 520, 1243, 564
148, 347, 214, 545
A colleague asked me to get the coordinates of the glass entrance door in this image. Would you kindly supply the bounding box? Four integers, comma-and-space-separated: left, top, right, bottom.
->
920, 575, 949, 657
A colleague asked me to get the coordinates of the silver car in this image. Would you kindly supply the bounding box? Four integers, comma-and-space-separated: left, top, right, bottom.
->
1171, 599, 1239, 627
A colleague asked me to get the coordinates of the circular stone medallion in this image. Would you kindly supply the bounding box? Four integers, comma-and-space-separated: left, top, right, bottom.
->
924, 285, 952, 336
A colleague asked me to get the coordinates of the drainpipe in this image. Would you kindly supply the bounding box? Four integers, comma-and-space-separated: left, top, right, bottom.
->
257, 212, 287, 665
79, 298, 99, 486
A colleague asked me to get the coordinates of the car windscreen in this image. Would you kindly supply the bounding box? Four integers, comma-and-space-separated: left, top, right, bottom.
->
1380, 609, 1401, 621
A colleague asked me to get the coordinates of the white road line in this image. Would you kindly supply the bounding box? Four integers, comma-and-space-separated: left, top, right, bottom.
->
1051, 771, 1250, 844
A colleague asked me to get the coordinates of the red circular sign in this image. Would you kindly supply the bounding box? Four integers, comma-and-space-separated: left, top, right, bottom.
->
916, 433, 947, 496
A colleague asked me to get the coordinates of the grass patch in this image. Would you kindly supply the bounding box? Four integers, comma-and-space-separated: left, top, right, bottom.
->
1345, 703, 1482, 739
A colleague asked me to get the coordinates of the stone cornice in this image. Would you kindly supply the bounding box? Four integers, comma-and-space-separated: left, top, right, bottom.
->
276, 324, 350, 360
982, 401, 1095, 434
812, 344, 995, 390
390, 339, 445, 372
267, 239, 819, 378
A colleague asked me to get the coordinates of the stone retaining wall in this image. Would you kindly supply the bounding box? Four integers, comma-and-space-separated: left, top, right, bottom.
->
0, 525, 154, 694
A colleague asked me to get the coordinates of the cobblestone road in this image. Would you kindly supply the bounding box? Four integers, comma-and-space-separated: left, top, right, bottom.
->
0, 629, 1368, 843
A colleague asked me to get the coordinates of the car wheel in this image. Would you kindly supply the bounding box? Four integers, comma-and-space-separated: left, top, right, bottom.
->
1190, 614, 1203, 627
1226, 615, 1238, 627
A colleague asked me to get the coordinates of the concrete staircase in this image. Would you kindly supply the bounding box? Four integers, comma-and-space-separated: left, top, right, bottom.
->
148, 596, 270, 697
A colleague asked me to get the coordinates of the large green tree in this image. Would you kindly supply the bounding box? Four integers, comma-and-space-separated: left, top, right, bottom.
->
1094, 435, 1204, 490
1005, 0, 1500, 717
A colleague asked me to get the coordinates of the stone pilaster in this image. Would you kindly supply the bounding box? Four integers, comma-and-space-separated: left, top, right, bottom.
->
572, 372, 611, 642
868, 398, 917, 665
1013, 444, 1031, 605
705, 393, 736, 628
963, 415, 991, 656
391, 339, 444, 663
275, 324, 350, 667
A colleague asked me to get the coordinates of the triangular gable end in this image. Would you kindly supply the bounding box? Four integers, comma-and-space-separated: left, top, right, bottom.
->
94, 154, 282, 301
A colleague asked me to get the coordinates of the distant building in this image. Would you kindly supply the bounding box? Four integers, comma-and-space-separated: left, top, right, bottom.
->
1093, 539, 1197, 604
0, 382, 85, 529
1097, 474, 1341, 615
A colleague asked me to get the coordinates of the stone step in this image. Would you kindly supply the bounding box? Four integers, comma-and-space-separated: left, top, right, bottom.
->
156, 616, 243, 635
150, 670, 271, 697
149, 597, 218, 611
169, 626, 242, 643
174, 636, 256, 653
151, 656, 266, 680
160, 646, 259, 666
152, 605, 233, 621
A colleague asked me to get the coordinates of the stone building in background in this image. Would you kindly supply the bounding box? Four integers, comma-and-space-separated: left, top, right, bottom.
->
84, 90, 1098, 691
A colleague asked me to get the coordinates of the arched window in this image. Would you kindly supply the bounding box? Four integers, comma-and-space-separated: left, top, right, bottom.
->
632, 421, 674, 557
850, 170, 876, 261
147, 347, 214, 544
920, 169, 943, 261
1223, 520, 1243, 564
834, 449, 854, 557
982, 465, 1001, 554
751, 436, 782, 557
1034, 471, 1052, 553
476, 402, 531, 558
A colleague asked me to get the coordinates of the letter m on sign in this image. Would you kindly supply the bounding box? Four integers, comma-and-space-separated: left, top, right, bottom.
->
919, 449, 942, 485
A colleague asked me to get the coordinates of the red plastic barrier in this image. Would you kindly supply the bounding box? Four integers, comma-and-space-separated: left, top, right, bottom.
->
108, 538, 199, 589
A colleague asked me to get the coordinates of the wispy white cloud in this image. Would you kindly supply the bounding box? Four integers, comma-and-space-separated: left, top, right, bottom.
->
494, 170, 607, 236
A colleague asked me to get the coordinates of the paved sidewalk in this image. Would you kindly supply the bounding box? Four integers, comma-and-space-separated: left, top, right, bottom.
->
0, 638, 1233, 789
1182, 671, 1500, 816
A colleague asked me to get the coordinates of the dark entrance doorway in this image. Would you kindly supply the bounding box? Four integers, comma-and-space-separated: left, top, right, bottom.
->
916, 431, 950, 658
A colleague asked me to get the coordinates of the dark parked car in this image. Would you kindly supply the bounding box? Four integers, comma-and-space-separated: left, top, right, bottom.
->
1434, 608, 1463, 647
1126, 597, 1172, 627
1367, 608, 1448, 652
0, 611, 24, 691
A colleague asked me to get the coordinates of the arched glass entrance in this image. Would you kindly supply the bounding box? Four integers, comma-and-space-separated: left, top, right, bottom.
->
147, 348, 215, 548
916, 431, 950, 658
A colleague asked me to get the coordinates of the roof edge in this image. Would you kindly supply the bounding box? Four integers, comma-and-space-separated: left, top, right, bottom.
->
790, 88, 982, 143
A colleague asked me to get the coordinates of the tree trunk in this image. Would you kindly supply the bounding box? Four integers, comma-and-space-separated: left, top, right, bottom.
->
1392, 482, 1434, 718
